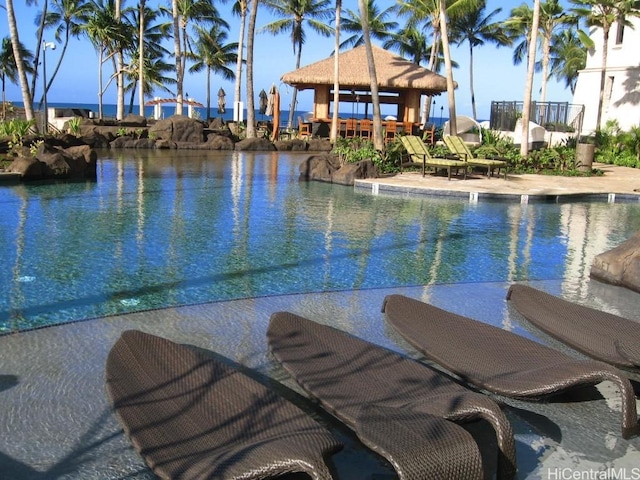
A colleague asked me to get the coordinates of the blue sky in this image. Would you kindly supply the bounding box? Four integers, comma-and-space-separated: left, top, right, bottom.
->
2, 0, 574, 120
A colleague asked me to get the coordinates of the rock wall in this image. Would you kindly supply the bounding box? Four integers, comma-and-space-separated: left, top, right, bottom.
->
591, 232, 640, 293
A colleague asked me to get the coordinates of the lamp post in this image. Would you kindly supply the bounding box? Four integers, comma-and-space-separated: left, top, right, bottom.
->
439, 105, 444, 127
431, 100, 436, 124
42, 41, 56, 134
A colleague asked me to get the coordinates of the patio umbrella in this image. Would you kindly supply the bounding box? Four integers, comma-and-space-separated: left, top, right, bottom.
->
259, 89, 268, 116
217, 88, 226, 114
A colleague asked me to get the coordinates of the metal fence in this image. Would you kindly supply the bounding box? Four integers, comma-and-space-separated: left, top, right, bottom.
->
490, 101, 584, 134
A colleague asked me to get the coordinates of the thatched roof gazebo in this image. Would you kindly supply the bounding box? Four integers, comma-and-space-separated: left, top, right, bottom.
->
281, 45, 450, 123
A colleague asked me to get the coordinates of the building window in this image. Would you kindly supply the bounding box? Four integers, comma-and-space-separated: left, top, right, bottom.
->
615, 18, 625, 44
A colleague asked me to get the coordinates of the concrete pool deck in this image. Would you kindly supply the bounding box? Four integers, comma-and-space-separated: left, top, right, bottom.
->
1, 165, 640, 479
355, 162, 640, 202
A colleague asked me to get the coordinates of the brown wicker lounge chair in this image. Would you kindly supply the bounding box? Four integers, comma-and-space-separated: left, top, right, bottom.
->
106, 330, 342, 480
267, 311, 517, 480
507, 283, 640, 370
382, 294, 640, 439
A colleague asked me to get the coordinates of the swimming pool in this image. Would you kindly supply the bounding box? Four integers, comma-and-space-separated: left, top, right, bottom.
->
1, 149, 639, 333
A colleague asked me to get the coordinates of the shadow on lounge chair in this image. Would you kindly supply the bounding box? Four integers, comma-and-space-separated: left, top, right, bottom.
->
106, 330, 342, 480
267, 311, 517, 480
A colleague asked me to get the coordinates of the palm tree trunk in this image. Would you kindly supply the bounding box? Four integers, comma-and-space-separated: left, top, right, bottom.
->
520, 0, 540, 158
331, 0, 341, 142
206, 67, 211, 120
98, 47, 104, 119
138, 0, 146, 116
173, 0, 183, 115
31, 1, 47, 103
439, 0, 457, 135
234, 1, 247, 122
245, 0, 259, 138
287, 46, 302, 129
358, 0, 382, 150
5, 0, 35, 124
116, 0, 124, 120
540, 34, 551, 105
596, 26, 610, 132
469, 43, 477, 120
42, 31, 70, 105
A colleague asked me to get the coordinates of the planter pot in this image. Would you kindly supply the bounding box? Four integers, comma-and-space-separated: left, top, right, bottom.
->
576, 143, 595, 172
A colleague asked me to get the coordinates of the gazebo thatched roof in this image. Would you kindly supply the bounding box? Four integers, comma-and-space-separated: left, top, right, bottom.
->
281, 45, 449, 94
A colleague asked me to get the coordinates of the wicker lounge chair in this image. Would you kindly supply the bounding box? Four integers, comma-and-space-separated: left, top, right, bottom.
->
382, 294, 640, 439
507, 283, 640, 370
106, 330, 342, 480
443, 135, 508, 178
267, 311, 517, 480
400, 135, 468, 180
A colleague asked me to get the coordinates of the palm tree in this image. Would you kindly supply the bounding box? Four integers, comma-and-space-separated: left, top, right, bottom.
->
357, 0, 382, 149
384, 26, 430, 65
83, 0, 128, 118
40, 0, 91, 106
169, 0, 226, 115
547, 27, 587, 94
0, 37, 35, 118
30, 0, 47, 101
245, 0, 259, 138
172, 0, 183, 114
124, 53, 175, 114
331, 0, 341, 141
189, 24, 237, 119
122, 2, 171, 115
438, 0, 482, 136
505, 3, 533, 67
340, 0, 398, 50
537, 0, 571, 105
449, 1, 510, 120
260, 0, 334, 128
4, 0, 36, 123
570, 0, 640, 131
521, 0, 541, 158
232, 0, 249, 122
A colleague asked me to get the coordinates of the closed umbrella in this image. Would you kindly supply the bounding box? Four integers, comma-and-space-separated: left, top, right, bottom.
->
259, 89, 268, 116
217, 88, 226, 114
269, 86, 280, 142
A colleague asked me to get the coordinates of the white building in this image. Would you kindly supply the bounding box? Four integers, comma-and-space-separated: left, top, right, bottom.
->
572, 14, 640, 134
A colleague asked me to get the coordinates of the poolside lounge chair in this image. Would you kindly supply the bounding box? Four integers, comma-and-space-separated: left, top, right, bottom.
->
443, 135, 508, 178
382, 294, 640, 439
106, 330, 342, 480
507, 284, 640, 371
400, 135, 468, 180
267, 311, 517, 480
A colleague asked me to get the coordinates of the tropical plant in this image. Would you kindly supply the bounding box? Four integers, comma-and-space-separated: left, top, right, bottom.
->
0, 118, 36, 146
260, 0, 334, 128
188, 24, 237, 120
67, 116, 81, 135
570, 0, 640, 131
448, 1, 510, 120
339, 0, 398, 50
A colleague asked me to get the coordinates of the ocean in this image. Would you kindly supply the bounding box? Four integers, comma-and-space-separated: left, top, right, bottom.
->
10, 101, 450, 129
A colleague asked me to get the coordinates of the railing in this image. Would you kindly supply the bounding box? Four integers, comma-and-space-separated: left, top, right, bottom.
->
490, 101, 584, 135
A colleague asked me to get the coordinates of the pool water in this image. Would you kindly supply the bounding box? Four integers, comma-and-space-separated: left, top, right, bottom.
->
1, 150, 639, 333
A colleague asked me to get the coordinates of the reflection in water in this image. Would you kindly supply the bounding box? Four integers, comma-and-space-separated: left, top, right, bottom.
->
0, 149, 639, 332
